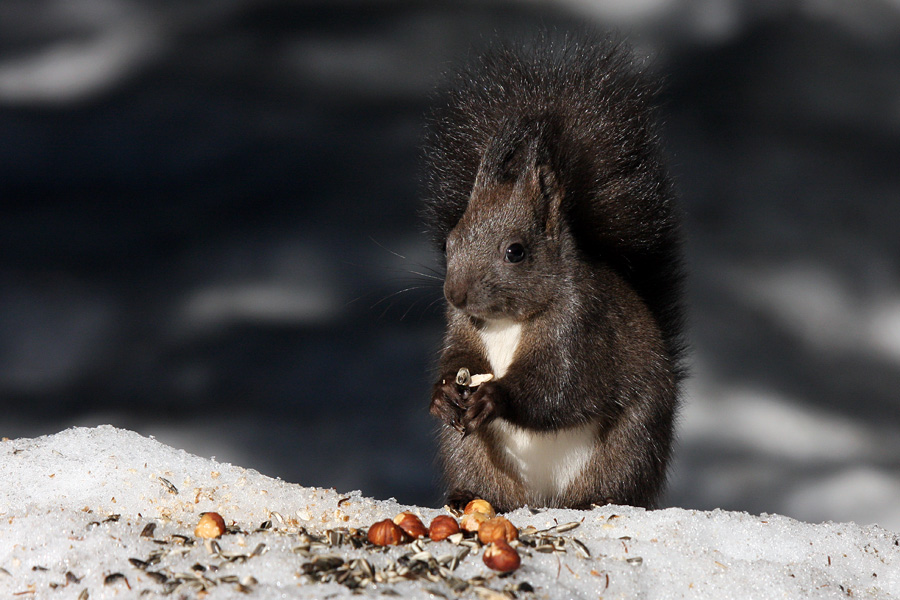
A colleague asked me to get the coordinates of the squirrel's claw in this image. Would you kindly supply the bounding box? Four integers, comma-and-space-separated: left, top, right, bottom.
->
430, 380, 467, 432
460, 381, 503, 434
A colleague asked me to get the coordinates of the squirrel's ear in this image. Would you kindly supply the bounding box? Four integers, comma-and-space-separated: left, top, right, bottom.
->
536, 164, 564, 238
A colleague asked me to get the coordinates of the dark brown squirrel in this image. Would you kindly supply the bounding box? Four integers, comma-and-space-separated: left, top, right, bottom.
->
422, 33, 686, 512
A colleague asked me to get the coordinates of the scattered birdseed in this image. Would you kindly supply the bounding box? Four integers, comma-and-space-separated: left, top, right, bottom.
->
157, 477, 178, 495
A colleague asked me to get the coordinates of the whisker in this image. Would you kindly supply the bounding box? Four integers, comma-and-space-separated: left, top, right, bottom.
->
424, 295, 446, 314
404, 269, 444, 281
365, 236, 446, 279
400, 296, 427, 321
369, 286, 431, 310
368, 235, 409, 260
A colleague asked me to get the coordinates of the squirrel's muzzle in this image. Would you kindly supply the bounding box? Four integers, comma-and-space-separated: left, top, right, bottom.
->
444, 276, 468, 309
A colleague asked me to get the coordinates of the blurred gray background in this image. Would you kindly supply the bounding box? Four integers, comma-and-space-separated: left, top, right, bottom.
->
2, 0, 899, 531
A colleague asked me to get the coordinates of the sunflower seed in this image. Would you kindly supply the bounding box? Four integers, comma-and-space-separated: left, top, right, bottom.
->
103, 573, 128, 587
572, 538, 591, 559
473, 586, 510, 600
157, 477, 178, 495
145, 571, 168, 584
446, 576, 470, 593
451, 546, 470, 571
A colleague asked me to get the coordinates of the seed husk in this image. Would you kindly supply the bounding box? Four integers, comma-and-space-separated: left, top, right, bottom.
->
157, 477, 178, 495
572, 538, 591, 559
145, 571, 168, 584
548, 522, 580, 534
473, 586, 510, 600
103, 573, 128, 587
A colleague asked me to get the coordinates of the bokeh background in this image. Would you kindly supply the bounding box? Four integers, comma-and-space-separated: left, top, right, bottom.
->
2, 0, 899, 531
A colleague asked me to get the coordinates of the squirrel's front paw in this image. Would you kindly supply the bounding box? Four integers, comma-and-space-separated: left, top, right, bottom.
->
430, 380, 466, 433
461, 381, 505, 435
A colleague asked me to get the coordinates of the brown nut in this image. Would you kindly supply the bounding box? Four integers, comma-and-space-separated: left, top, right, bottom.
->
194, 512, 226, 539
393, 512, 427, 539
428, 515, 461, 541
463, 498, 496, 518
460, 511, 488, 533
483, 541, 521, 572
367, 519, 406, 546
477, 516, 518, 545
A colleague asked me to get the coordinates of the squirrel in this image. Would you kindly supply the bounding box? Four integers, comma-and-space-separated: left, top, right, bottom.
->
422, 33, 685, 512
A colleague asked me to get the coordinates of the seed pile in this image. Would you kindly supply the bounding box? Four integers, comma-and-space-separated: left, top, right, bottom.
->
293, 498, 599, 597
79, 499, 598, 598
110, 517, 273, 596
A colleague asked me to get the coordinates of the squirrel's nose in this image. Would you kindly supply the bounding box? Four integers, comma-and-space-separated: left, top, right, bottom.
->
444, 280, 468, 309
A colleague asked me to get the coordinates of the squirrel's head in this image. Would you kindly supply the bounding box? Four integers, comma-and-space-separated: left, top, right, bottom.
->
443, 117, 573, 321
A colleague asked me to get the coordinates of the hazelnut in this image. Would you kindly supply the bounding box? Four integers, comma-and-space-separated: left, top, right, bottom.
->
393, 512, 427, 539
483, 541, 521, 572
463, 498, 496, 518
194, 512, 226, 539
460, 511, 488, 533
367, 519, 406, 546
428, 515, 461, 541
477, 516, 518, 545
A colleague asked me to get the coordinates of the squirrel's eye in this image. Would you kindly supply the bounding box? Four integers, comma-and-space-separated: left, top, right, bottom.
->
505, 243, 526, 263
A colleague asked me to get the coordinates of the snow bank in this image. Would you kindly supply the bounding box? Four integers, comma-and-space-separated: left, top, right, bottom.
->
1, 426, 897, 599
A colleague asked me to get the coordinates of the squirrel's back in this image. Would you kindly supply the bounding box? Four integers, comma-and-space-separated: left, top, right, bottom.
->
424, 33, 685, 371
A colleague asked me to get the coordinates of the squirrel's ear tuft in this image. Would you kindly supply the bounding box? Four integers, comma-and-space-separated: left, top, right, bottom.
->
535, 163, 564, 238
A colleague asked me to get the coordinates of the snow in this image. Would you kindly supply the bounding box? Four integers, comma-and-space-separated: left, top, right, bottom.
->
1, 426, 898, 599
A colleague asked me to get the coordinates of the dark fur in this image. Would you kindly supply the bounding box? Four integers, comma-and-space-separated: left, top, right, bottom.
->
423, 33, 685, 512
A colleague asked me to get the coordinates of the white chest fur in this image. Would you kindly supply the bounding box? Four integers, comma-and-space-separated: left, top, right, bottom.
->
492, 419, 596, 503
478, 319, 522, 378
479, 319, 595, 502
